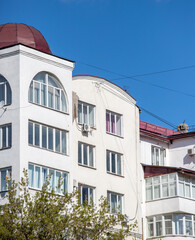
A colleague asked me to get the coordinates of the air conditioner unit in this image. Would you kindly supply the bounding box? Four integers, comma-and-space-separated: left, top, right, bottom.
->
82, 123, 90, 132
188, 148, 195, 156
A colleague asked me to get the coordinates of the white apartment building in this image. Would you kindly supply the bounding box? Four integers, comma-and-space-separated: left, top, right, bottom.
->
72, 75, 141, 236
140, 121, 195, 240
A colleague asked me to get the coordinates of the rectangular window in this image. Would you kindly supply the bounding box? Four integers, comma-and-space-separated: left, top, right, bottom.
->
0, 167, 11, 192
78, 142, 94, 168
151, 146, 165, 166
28, 163, 68, 194
78, 101, 95, 127
106, 110, 122, 137
28, 121, 68, 155
107, 191, 123, 214
79, 184, 94, 204
106, 150, 122, 176
165, 215, 172, 235
0, 124, 12, 150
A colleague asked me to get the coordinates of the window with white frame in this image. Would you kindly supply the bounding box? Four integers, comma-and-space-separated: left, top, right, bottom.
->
148, 214, 195, 237
145, 173, 177, 201
0, 75, 11, 106
151, 146, 165, 166
28, 121, 67, 155
106, 110, 122, 137
79, 184, 94, 204
29, 72, 68, 113
78, 101, 95, 127
0, 124, 12, 150
178, 174, 193, 199
78, 142, 94, 168
106, 150, 122, 176
28, 163, 68, 194
0, 167, 11, 192
107, 191, 123, 214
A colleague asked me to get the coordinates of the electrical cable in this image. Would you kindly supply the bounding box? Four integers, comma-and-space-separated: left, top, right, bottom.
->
139, 107, 177, 130
78, 61, 195, 99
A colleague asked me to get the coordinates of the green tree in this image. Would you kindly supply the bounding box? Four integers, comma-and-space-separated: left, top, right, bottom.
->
0, 170, 137, 240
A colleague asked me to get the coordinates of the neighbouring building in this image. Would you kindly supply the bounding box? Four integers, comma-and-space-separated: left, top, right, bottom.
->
140, 120, 195, 239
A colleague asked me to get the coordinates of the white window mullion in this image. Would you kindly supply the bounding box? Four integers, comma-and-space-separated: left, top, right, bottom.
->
87, 105, 89, 125
53, 128, 55, 152
0, 128, 2, 149
4, 83, 7, 105
33, 123, 35, 145
40, 124, 42, 148
81, 104, 83, 124
59, 90, 62, 111
183, 215, 186, 235
60, 131, 62, 153
6, 126, 8, 147
87, 145, 89, 166
81, 143, 83, 165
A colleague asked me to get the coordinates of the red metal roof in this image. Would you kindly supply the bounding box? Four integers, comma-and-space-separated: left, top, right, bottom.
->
0, 23, 52, 54
143, 164, 195, 178
140, 120, 178, 136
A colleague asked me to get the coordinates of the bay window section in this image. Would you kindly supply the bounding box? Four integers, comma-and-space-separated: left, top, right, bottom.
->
106, 150, 122, 176
148, 214, 195, 237
0, 124, 12, 150
145, 173, 176, 201
29, 72, 68, 113
106, 110, 122, 137
107, 192, 123, 214
28, 164, 68, 194
146, 173, 195, 201
78, 101, 95, 127
28, 121, 68, 155
78, 142, 94, 168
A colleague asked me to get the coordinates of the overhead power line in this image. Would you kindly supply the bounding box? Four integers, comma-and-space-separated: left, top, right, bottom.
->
78, 61, 195, 99
140, 107, 178, 130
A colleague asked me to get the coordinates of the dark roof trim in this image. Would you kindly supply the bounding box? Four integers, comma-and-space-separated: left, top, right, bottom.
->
0, 43, 75, 63
142, 164, 195, 178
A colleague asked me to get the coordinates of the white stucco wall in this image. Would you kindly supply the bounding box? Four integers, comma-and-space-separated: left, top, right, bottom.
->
72, 75, 141, 235
0, 45, 74, 191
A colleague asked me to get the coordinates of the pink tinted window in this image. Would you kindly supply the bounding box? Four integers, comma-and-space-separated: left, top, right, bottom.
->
111, 113, 115, 134
106, 112, 110, 132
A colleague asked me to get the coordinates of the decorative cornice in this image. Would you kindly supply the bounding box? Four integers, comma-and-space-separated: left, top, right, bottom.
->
0, 47, 74, 70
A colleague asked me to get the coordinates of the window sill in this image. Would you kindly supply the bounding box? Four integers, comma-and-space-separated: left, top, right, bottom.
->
0, 146, 11, 151
28, 144, 69, 157
147, 234, 195, 239
107, 171, 124, 178
146, 195, 195, 203
106, 131, 124, 139
78, 163, 96, 170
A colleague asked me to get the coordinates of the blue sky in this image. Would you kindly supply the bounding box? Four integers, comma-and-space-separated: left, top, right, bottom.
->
1, 0, 195, 131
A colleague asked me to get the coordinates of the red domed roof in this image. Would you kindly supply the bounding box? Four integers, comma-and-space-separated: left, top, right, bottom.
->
0, 23, 52, 54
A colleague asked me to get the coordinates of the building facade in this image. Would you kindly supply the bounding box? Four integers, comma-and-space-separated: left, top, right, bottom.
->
0, 23, 195, 240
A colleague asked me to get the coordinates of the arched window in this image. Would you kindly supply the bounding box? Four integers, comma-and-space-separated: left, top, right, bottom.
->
29, 72, 68, 113
0, 75, 12, 106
